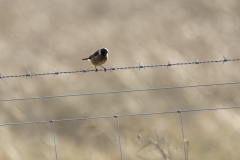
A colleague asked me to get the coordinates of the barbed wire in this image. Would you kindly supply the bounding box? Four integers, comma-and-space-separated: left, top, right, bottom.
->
1, 56, 239, 159
0, 56, 239, 79
1, 80, 240, 102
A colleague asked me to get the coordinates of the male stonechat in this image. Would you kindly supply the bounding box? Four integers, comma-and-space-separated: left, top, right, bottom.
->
82, 48, 108, 72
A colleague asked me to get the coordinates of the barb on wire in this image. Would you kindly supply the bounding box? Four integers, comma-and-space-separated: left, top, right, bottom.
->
167, 60, 172, 68
139, 62, 145, 70
26, 71, 32, 78
0, 57, 239, 79
1, 81, 240, 102
80, 68, 89, 74
110, 65, 117, 71
53, 69, 61, 76
195, 58, 199, 67
223, 56, 227, 64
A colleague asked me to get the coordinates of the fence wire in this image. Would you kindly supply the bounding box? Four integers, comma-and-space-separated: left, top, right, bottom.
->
0, 106, 239, 160
178, 110, 187, 160
51, 121, 59, 160
115, 116, 123, 160
0, 56, 239, 159
1, 80, 240, 102
1, 106, 239, 126
0, 57, 239, 79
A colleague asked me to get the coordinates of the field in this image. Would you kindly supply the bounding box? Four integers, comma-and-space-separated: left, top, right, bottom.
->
0, 0, 240, 159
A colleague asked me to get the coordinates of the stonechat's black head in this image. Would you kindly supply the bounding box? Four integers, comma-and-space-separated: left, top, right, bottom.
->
100, 48, 108, 57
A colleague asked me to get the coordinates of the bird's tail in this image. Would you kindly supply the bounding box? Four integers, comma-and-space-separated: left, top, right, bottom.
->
82, 58, 89, 60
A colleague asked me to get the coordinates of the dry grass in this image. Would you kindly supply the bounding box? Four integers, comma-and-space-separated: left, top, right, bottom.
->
0, 0, 240, 159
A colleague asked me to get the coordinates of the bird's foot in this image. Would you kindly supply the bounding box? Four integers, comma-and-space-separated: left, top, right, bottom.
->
100, 66, 107, 72
95, 69, 98, 72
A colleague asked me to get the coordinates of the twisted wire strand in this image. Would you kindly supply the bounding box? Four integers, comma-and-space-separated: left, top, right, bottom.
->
0, 57, 239, 79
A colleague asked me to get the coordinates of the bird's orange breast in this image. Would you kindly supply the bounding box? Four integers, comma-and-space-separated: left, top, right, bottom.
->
90, 54, 107, 66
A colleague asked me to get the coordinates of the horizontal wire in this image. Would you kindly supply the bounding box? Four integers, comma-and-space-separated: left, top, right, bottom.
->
1, 81, 240, 102
116, 106, 240, 117
181, 106, 240, 112
0, 106, 239, 127
0, 57, 239, 79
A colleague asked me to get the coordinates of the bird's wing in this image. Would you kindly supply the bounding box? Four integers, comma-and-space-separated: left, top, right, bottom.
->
88, 50, 100, 59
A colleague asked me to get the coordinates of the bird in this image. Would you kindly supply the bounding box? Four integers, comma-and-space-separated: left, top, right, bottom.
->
82, 48, 109, 72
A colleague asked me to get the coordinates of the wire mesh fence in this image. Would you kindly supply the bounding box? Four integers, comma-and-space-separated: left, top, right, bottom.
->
1, 57, 240, 159
0, 106, 239, 160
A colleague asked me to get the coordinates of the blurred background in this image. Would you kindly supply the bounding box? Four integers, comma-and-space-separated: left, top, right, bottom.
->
0, 0, 240, 159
